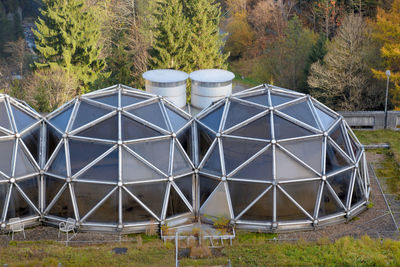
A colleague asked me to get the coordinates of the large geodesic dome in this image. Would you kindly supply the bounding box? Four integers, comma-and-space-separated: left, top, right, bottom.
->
43, 85, 194, 232
0, 94, 42, 229
195, 84, 370, 231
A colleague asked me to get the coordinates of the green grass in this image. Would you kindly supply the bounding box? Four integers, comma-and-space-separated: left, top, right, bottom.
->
354, 130, 400, 162
2, 235, 400, 266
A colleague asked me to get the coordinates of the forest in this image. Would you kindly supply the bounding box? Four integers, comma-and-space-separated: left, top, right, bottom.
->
0, 0, 399, 112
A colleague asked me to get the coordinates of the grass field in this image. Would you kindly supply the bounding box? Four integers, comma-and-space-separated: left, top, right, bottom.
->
354, 130, 400, 162
1, 235, 400, 266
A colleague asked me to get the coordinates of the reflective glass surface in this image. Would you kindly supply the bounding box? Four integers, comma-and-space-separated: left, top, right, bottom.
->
224, 101, 263, 130
280, 101, 318, 129
47, 144, 67, 177
14, 144, 37, 177
50, 106, 73, 132
200, 182, 230, 218
122, 189, 154, 222
7, 186, 36, 219
122, 148, 162, 182
166, 185, 190, 217
11, 105, 36, 132
240, 188, 273, 221
77, 149, 119, 182
0, 139, 14, 177
121, 115, 162, 140
0, 100, 11, 131
273, 115, 313, 140
72, 101, 109, 130
199, 176, 220, 206
17, 176, 39, 209
327, 169, 353, 206
86, 190, 118, 223
74, 183, 115, 218
78, 115, 118, 140
121, 94, 147, 107
127, 103, 168, 130
325, 141, 351, 174
199, 105, 224, 132
315, 106, 335, 130
48, 185, 75, 218
233, 147, 273, 181
127, 140, 170, 174
22, 126, 40, 163
92, 93, 119, 107
165, 107, 187, 131
242, 94, 269, 106
44, 176, 65, 207
275, 148, 315, 181
318, 184, 343, 217
230, 115, 271, 140
202, 142, 222, 175
270, 93, 295, 106
276, 187, 308, 220
174, 176, 193, 204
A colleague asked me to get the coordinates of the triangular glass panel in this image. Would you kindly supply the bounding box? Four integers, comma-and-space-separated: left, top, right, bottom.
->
125, 182, 167, 218
281, 137, 323, 173
14, 144, 37, 177
47, 144, 67, 177
127, 103, 168, 130
280, 181, 320, 219
177, 126, 192, 161
197, 123, 215, 163
276, 148, 315, 181
11, 105, 36, 132
230, 115, 271, 140
121, 148, 163, 182
202, 142, 222, 175
242, 94, 269, 106
44, 176, 65, 208
325, 141, 351, 174
240, 188, 273, 221
274, 115, 314, 140
0, 183, 8, 218
77, 149, 119, 182
280, 101, 319, 129
223, 137, 266, 174
0, 139, 14, 177
350, 175, 364, 208
121, 115, 162, 140
22, 126, 40, 164
78, 115, 118, 140
228, 180, 269, 217
200, 182, 230, 218
270, 93, 296, 106
318, 183, 343, 217
199, 175, 220, 207
0, 130, 6, 136
92, 93, 119, 107
0, 100, 12, 131
85, 190, 118, 223
173, 143, 192, 175
127, 139, 170, 174
224, 101, 263, 130
165, 107, 188, 132
174, 176, 193, 204
122, 189, 155, 222
199, 105, 224, 132
233, 147, 273, 181
16, 176, 40, 210
74, 183, 115, 218
50, 106, 73, 132
315, 106, 335, 130
327, 169, 353, 206
277, 187, 309, 220
349, 133, 361, 160
69, 140, 112, 175
71, 101, 109, 130
166, 185, 191, 217
7, 186, 36, 219
48, 185, 75, 218
45, 125, 62, 162
329, 123, 350, 157
121, 94, 147, 107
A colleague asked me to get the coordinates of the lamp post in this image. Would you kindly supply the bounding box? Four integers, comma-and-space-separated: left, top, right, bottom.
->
384, 70, 390, 129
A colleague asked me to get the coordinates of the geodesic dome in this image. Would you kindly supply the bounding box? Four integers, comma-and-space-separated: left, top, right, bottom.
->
195, 84, 370, 231
43, 85, 194, 232
0, 94, 42, 228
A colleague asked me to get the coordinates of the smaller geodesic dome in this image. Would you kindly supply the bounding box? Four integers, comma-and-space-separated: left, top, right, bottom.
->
43, 84, 194, 232
195, 84, 370, 231
0, 94, 42, 228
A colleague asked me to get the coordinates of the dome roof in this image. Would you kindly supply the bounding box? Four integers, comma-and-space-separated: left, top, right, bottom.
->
0, 94, 42, 227
195, 84, 369, 230
43, 85, 194, 231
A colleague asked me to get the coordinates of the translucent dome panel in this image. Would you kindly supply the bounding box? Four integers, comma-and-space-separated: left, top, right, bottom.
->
0, 95, 42, 227
43, 85, 194, 231
196, 84, 369, 231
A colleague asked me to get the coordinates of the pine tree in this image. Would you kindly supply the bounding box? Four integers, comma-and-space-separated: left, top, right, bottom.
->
150, 0, 190, 70
33, 0, 107, 94
184, 0, 228, 71
371, 0, 400, 109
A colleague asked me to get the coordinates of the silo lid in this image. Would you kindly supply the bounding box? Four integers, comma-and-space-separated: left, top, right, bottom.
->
142, 69, 188, 83
189, 69, 235, 83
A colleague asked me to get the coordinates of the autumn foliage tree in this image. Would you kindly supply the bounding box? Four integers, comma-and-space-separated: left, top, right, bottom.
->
371, 0, 400, 109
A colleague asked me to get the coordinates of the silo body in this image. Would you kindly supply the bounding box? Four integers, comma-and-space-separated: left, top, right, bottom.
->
143, 69, 188, 108
190, 69, 235, 109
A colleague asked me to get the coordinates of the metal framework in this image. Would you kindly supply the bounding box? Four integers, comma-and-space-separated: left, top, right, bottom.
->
43, 84, 195, 232
195, 84, 370, 231
0, 94, 42, 229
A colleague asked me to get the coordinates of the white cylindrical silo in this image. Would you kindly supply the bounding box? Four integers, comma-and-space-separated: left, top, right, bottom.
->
190, 69, 235, 109
142, 69, 188, 108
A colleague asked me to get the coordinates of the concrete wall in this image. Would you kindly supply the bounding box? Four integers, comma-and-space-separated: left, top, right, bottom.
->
338, 111, 400, 130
